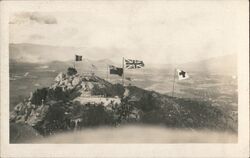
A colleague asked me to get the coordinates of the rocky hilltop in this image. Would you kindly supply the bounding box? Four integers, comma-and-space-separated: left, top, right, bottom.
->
10, 68, 237, 139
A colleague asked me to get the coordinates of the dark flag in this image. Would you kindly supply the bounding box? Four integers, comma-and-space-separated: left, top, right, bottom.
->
125, 59, 145, 69
75, 55, 82, 61
109, 65, 123, 77
177, 69, 189, 80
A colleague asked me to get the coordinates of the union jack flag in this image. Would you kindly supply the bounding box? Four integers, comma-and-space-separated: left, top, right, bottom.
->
125, 59, 145, 69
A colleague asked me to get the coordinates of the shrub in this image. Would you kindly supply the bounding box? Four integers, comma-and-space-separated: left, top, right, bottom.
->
80, 104, 116, 127
67, 67, 77, 76
31, 88, 48, 105
39, 102, 70, 135
91, 84, 125, 97
47, 87, 70, 101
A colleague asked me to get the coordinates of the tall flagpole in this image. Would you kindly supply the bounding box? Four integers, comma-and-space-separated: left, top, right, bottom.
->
172, 68, 176, 97
122, 57, 125, 86
73, 55, 76, 69
107, 65, 109, 81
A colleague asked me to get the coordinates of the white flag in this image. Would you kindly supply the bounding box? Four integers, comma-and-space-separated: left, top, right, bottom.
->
177, 69, 189, 80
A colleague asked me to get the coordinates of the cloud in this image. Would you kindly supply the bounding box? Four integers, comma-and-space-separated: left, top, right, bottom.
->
29, 12, 57, 24
29, 34, 45, 40
9, 12, 57, 24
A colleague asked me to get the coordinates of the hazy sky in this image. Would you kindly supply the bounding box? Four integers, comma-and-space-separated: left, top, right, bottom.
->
9, 1, 245, 64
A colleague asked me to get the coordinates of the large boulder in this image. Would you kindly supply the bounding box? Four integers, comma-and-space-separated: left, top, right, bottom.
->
54, 72, 66, 82
72, 76, 81, 87
26, 105, 50, 126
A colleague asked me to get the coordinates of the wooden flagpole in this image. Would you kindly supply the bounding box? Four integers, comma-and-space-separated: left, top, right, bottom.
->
91, 64, 93, 75
172, 68, 176, 97
73, 55, 76, 69
122, 57, 125, 86
107, 65, 109, 81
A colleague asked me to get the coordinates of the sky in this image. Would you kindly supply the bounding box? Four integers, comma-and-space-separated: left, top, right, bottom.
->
9, 1, 245, 64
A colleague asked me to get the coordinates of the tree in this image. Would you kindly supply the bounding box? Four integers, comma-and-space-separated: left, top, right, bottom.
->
67, 67, 77, 76
31, 88, 48, 105
47, 87, 70, 101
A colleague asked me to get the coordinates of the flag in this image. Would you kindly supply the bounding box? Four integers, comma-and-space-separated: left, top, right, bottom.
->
125, 59, 145, 69
109, 65, 123, 76
176, 69, 189, 80
75, 55, 82, 61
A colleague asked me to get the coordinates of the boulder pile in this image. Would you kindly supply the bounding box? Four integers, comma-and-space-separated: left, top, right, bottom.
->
10, 68, 128, 135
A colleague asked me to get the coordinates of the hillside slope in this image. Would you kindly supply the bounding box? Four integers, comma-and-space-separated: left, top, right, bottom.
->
10, 68, 237, 141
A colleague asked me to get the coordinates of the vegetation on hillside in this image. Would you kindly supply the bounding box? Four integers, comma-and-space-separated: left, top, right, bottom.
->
67, 67, 77, 76
10, 71, 237, 138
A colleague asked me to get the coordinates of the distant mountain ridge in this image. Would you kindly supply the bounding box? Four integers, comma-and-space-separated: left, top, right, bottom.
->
10, 43, 79, 63
178, 54, 237, 75
9, 43, 119, 65
10, 43, 237, 75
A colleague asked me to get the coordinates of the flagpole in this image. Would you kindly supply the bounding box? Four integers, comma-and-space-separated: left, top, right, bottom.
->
73, 55, 76, 69
107, 65, 109, 81
122, 57, 125, 86
91, 64, 93, 75
172, 68, 176, 98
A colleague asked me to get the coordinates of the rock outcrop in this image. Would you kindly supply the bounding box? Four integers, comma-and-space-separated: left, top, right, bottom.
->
10, 68, 237, 138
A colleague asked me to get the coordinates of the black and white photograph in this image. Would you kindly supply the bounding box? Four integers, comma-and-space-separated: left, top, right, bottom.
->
0, 0, 249, 157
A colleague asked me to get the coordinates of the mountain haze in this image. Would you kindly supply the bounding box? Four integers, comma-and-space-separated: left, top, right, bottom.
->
178, 54, 237, 75
10, 43, 237, 75
9, 43, 120, 64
